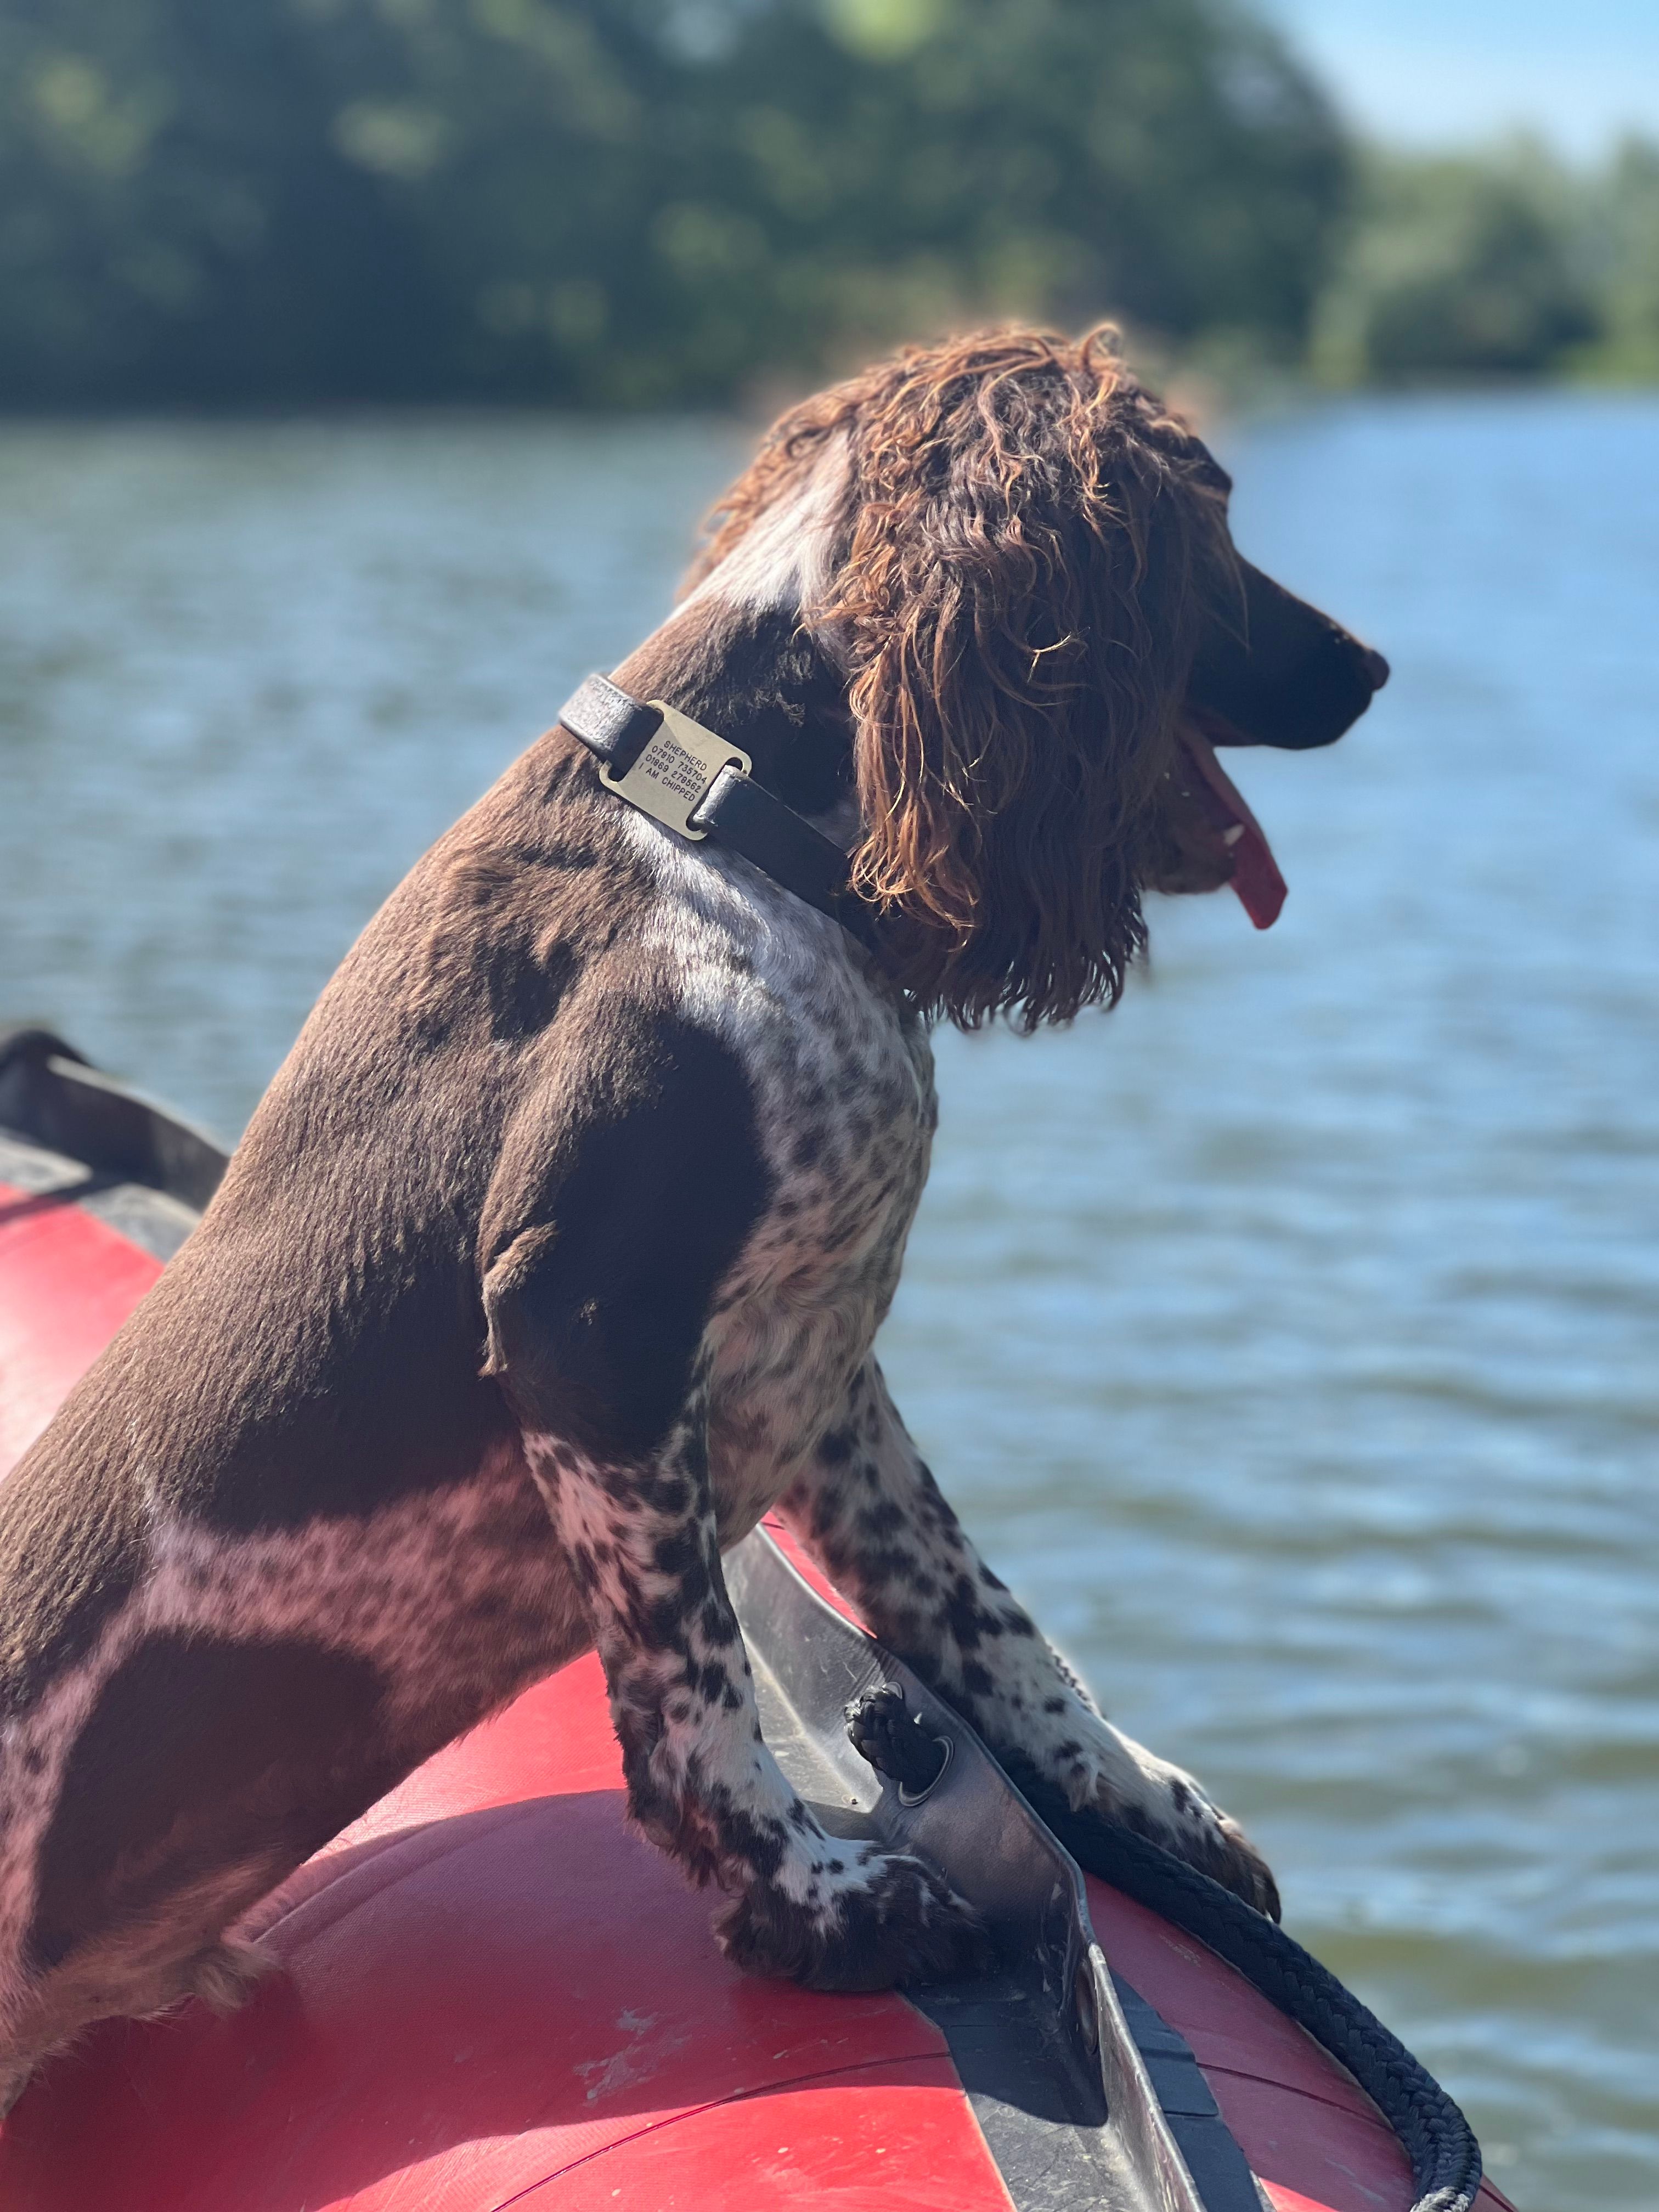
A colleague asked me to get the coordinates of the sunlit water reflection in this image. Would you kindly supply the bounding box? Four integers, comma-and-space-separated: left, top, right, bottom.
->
3, 391, 1656, 2208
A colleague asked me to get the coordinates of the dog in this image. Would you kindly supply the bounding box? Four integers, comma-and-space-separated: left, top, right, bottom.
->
0, 326, 1385, 2100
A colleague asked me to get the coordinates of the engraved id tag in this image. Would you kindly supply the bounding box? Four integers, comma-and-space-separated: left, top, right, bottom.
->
598, 702, 751, 840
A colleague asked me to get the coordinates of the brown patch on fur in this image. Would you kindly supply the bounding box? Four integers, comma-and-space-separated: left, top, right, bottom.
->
28, 1634, 392, 1974
3, 1868, 281, 2096
0, 1429, 147, 1722
407, 743, 653, 1045
479, 1011, 772, 1463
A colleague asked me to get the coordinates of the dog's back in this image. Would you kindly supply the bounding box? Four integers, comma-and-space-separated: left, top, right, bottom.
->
0, 746, 631, 2088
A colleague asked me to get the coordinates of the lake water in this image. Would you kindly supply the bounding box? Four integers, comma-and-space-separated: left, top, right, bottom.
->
3, 390, 1656, 2209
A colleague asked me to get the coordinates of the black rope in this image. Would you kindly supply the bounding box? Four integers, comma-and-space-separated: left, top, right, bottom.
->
847, 1686, 1482, 2212
847, 1683, 950, 1796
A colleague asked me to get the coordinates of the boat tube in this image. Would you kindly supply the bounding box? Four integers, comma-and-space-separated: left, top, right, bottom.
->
0, 1028, 1511, 2212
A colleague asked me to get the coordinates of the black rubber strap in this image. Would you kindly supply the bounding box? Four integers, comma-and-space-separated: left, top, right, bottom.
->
559, 675, 876, 951
691, 766, 857, 928
559, 673, 663, 775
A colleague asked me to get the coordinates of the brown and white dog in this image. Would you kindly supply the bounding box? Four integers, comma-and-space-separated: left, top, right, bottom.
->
0, 328, 1385, 2102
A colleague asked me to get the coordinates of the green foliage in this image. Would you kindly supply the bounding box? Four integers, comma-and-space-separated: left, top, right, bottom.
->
10, 0, 1654, 405
1311, 136, 1659, 387
1574, 139, 1659, 381
0, 0, 1351, 405
0, 0, 447, 403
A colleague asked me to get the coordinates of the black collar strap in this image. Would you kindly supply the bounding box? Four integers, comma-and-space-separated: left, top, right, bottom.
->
559, 674, 875, 950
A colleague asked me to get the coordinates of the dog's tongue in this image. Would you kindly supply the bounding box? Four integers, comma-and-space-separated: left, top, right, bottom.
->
1179, 731, 1288, 931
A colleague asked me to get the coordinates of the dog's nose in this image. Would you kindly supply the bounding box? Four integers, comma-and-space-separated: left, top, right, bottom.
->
1363, 647, 1390, 691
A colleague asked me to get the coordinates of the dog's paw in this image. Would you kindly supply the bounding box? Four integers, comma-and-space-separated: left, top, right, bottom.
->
1151, 1797, 1280, 1922
1023, 1708, 1280, 1920
713, 1842, 992, 1992
1091, 1739, 1280, 1921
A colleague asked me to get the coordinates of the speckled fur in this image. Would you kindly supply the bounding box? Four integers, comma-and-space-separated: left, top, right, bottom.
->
0, 328, 1385, 2103
507, 819, 1276, 1967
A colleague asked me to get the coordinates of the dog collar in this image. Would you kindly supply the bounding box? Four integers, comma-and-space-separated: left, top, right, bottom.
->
558, 674, 876, 950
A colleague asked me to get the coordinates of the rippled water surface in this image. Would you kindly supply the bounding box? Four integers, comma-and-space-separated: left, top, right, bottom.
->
3, 393, 1657, 2208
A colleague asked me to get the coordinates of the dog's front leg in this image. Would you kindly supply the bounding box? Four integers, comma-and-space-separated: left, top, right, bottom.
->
479, 1144, 987, 1991
777, 1359, 1280, 1918
512, 1404, 988, 1988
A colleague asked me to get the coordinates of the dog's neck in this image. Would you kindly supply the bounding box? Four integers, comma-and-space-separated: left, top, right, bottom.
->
605, 434, 858, 839
610, 600, 858, 839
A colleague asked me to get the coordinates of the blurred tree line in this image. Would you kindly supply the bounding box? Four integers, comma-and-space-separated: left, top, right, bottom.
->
1316, 137, 1659, 386
0, 0, 1346, 405
1, 0, 1655, 407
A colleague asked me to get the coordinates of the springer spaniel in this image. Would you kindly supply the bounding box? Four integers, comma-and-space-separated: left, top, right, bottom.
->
0, 328, 1385, 2096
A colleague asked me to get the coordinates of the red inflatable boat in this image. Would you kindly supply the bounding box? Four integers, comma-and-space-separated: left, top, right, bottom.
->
0, 1029, 1512, 2212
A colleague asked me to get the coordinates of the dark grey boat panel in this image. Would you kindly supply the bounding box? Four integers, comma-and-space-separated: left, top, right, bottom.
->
726, 1527, 1261, 2212
1113, 1978, 1269, 2212
0, 1027, 229, 1262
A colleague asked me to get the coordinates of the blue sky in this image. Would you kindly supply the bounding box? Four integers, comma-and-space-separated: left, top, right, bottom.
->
1257, 0, 1659, 157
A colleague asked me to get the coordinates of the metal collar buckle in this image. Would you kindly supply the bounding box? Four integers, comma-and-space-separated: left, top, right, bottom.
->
598, 701, 752, 842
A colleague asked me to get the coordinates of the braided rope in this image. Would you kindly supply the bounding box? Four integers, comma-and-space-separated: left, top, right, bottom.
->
1043, 1799, 1483, 2212
847, 1692, 1482, 2212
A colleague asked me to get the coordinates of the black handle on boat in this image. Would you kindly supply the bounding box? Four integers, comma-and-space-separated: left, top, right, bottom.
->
964, 1745, 1482, 2212
847, 1692, 1481, 2212
0, 1026, 227, 1213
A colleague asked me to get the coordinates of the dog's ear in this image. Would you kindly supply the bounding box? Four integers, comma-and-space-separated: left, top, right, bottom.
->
820, 331, 1236, 1029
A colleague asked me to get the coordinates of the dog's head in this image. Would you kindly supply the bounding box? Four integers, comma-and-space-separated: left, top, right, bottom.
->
687, 326, 1386, 1028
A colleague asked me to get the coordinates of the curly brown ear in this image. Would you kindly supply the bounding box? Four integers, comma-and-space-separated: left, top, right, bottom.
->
817, 328, 1238, 1030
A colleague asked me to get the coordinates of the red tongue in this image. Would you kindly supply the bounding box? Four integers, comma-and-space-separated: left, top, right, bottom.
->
1226, 817, 1288, 930
1180, 733, 1287, 931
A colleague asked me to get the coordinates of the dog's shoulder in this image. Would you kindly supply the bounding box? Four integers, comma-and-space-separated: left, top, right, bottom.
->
478, 986, 776, 1464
